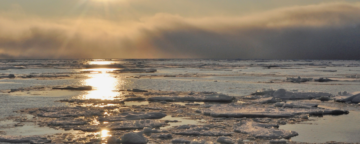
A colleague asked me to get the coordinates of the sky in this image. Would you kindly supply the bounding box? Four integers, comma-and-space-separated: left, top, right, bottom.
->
0, 0, 360, 59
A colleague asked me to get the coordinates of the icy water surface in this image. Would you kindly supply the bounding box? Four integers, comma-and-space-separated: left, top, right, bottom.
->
282, 111, 360, 143
1, 59, 360, 143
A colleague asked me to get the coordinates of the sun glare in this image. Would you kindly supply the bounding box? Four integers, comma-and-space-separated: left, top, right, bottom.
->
88, 61, 113, 65
80, 70, 122, 100
101, 129, 111, 138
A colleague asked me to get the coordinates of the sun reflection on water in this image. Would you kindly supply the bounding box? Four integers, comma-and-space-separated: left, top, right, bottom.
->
101, 129, 111, 138
80, 69, 124, 100
89, 61, 113, 65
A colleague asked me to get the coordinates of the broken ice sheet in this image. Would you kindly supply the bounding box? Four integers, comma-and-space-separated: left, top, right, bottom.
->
234, 120, 298, 139
98, 112, 167, 122
173, 124, 232, 136
160, 116, 206, 130
203, 104, 348, 118
147, 94, 234, 102
107, 120, 168, 130
0, 135, 51, 144
36, 107, 104, 118
249, 89, 333, 101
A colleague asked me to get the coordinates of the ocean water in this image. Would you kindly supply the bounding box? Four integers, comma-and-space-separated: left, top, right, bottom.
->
1, 59, 360, 143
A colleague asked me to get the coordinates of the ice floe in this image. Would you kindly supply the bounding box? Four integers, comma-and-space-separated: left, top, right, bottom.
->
217, 136, 235, 144
98, 112, 166, 122
121, 132, 147, 144
0, 74, 15, 78
150, 133, 172, 139
335, 93, 360, 104
314, 77, 336, 82
37, 107, 103, 118
172, 138, 191, 144
22, 74, 70, 78
272, 89, 332, 100
148, 94, 234, 103
233, 120, 298, 139
286, 77, 313, 83
0, 135, 51, 144
60, 99, 125, 104
53, 86, 92, 90
173, 124, 232, 136
203, 104, 348, 118
107, 120, 167, 130
115, 68, 157, 73
48, 118, 88, 126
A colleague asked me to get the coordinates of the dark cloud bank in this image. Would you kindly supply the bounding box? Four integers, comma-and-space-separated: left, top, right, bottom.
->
0, 2, 360, 59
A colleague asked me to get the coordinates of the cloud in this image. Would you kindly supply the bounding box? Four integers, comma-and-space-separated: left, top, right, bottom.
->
1, 2, 360, 59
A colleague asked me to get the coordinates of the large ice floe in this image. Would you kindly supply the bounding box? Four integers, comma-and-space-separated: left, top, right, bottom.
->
202, 104, 348, 118
0, 74, 16, 78
52, 86, 92, 90
73, 120, 168, 132
250, 89, 332, 101
0, 135, 51, 144
121, 132, 148, 144
173, 124, 232, 136
286, 77, 313, 83
98, 112, 167, 122
47, 118, 88, 126
234, 120, 298, 139
107, 120, 167, 130
147, 92, 234, 102
36, 107, 103, 118
60, 99, 125, 104
115, 68, 157, 73
21, 74, 70, 78
335, 93, 360, 104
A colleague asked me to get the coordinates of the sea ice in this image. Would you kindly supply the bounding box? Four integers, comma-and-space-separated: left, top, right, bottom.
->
73, 125, 102, 132
203, 104, 348, 118
0, 135, 51, 144
48, 118, 88, 126
124, 97, 146, 101
233, 120, 298, 139
143, 127, 168, 135
217, 136, 234, 144
286, 77, 313, 83
52, 86, 92, 90
98, 112, 166, 122
148, 94, 234, 102
22, 74, 70, 78
335, 94, 360, 103
172, 138, 191, 144
314, 77, 335, 82
37, 107, 103, 118
107, 120, 167, 130
274, 102, 318, 109
252, 97, 279, 104
272, 89, 332, 100
0, 74, 16, 79
121, 132, 147, 144
150, 133, 172, 139
190, 140, 214, 144
116, 69, 157, 73
173, 125, 232, 136
0, 66, 25, 70
60, 99, 125, 104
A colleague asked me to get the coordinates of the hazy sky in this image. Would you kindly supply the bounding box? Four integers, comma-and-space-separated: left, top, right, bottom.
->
0, 0, 360, 59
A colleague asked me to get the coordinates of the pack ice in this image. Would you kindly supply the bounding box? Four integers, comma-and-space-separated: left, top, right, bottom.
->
203, 104, 348, 118
234, 120, 298, 139
98, 112, 166, 122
